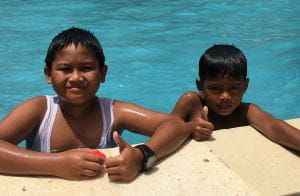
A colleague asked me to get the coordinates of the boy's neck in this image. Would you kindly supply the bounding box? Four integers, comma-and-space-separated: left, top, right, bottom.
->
58, 96, 99, 119
209, 110, 234, 120
207, 103, 248, 130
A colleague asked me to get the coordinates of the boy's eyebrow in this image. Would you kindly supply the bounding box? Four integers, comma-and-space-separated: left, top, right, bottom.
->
55, 63, 69, 66
206, 80, 244, 85
55, 60, 97, 65
79, 61, 97, 65
232, 81, 244, 84
205, 80, 223, 84
206, 82, 222, 86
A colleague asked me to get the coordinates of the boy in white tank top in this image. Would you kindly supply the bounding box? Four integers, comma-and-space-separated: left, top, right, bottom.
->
0, 27, 189, 181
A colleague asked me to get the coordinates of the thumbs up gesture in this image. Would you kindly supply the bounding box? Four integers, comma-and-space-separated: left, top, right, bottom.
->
202, 106, 209, 120
188, 106, 214, 141
105, 131, 143, 182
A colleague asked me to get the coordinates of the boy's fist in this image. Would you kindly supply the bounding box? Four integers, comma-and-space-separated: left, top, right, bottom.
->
188, 107, 214, 141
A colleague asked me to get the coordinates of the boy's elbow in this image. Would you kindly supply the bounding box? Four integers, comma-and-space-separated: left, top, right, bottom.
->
170, 117, 191, 138
267, 133, 280, 144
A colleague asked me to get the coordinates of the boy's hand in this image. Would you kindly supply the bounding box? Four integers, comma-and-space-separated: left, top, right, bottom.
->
89, 149, 106, 160
105, 131, 143, 182
53, 148, 105, 180
189, 106, 214, 141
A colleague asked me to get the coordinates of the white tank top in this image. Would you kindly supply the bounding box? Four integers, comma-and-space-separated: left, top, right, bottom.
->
27, 96, 116, 152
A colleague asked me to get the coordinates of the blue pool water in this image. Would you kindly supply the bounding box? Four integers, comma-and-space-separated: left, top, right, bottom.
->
0, 0, 299, 146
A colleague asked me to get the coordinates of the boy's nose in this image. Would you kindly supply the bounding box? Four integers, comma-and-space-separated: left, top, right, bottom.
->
220, 91, 231, 100
69, 70, 82, 81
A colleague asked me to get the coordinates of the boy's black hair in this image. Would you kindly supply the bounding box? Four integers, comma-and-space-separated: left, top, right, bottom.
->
45, 27, 105, 69
198, 44, 247, 80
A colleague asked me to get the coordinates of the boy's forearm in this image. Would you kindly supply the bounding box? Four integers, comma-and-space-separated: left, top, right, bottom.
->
0, 140, 57, 176
271, 120, 300, 151
145, 118, 189, 159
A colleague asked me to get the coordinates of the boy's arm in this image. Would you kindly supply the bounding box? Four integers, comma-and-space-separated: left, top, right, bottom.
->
247, 104, 300, 151
105, 101, 190, 182
171, 91, 203, 120
0, 97, 104, 180
171, 92, 214, 141
114, 101, 190, 157
0, 140, 104, 180
0, 97, 55, 175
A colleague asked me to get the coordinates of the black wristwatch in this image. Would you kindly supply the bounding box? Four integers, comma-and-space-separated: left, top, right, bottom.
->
134, 144, 157, 171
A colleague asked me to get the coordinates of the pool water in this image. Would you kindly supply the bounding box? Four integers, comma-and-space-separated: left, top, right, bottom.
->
0, 0, 299, 146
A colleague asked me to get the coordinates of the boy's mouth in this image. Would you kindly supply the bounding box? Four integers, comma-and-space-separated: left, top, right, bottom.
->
217, 104, 232, 108
67, 86, 85, 93
216, 104, 233, 114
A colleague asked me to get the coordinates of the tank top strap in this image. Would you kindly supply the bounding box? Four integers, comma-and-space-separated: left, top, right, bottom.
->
97, 97, 116, 148
29, 95, 59, 152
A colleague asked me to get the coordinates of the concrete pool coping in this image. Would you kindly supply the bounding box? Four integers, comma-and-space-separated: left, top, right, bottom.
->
1, 118, 299, 196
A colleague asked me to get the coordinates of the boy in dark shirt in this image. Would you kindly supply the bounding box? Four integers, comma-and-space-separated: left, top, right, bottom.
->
172, 44, 300, 151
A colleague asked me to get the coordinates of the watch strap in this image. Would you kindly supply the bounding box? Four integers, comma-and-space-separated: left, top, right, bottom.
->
134, 144, 156, 171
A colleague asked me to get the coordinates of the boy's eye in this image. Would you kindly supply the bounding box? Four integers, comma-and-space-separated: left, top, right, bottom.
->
80, 64, 96, 72
231, 86, 242, 91
209, 86, 221, 92
56, 67, 71, 72
81, 66, 93, 71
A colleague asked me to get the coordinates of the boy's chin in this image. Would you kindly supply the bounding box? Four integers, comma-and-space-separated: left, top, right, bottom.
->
219, 113, 232, 117
214, 109, 234, 116
213, 105, 237, 116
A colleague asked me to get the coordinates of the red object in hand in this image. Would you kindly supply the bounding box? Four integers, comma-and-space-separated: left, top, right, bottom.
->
89, 150, 106, 160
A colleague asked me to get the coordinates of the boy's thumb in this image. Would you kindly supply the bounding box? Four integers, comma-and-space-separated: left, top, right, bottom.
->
202, 106, 209, 120
113, 131, 128, 153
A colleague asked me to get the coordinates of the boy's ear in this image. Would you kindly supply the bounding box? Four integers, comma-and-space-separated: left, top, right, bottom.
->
100, 64, 108, 83
44, 67, 52, 84
196, 79, 203, 91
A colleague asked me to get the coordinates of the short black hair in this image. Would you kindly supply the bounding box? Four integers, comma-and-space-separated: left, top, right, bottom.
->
198, 44, 247, 80
45, 27, 105, 69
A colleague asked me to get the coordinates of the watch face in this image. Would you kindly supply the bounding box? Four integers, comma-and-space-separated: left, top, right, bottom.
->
145, 155, 157, 170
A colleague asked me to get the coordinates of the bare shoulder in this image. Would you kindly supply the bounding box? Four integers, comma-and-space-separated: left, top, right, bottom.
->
179, 91, 202, 105
2, 96, 47, 117
112, 99, 130, 108
0, 96, 47, 143
172, 91, 203, 118
247, 103, 267, 116
247, 103, 260, 110
14, 96, 47, 118
112, 100, 136, 113
1, 96, 48, 124
22, 96, 47, 106
246, 102, 276, 125
174, 91, 203, 110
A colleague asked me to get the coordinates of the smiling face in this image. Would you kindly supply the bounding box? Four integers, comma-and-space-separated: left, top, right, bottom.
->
45, 44, 107, 105
198, 76, 248, 116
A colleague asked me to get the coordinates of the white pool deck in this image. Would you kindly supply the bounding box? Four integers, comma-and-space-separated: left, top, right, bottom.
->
1, 118, 299, 196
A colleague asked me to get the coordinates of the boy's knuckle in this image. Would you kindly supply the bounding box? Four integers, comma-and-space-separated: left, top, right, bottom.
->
118, 157, 125, 163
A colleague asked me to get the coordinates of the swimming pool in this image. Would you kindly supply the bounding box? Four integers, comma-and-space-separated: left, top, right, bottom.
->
0, 0, 299, 145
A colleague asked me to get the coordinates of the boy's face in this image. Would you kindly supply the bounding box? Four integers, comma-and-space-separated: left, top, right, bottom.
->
45, 44, 107, 105
197, 76, 248, 116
